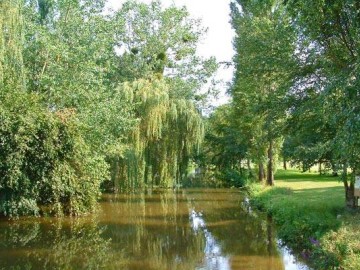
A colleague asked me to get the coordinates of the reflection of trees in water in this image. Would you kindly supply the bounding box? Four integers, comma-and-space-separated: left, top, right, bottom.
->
0, 218, 120, 270
102, 191, 207, 270
186, 190, 285, 270
0, 190, 290, 270
106, 190, 284, 270
190, 209, 231, 270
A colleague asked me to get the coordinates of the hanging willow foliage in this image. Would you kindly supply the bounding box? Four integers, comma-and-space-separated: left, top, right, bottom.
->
0, 0, 25, 91
111, 78, 204, 190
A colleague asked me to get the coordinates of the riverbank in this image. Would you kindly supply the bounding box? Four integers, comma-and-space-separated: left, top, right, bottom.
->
249, 169, 360, 270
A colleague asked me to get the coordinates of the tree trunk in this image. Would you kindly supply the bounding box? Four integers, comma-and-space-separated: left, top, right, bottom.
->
342, 163, 347, 180
319, 161, 322, 175
283, 158, 287, 170
266, 140, 274, 186
113, 159, 122, 192
239, 159, 243, 176
344, 168, 359, 208
247, 159, 253, 178
331, 162, 339, 176
258, 162, 265, 182
345, 182, 358, 208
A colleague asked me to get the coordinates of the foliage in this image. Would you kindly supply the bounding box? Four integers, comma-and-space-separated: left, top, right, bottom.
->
204, 105, 247, 170
217, 168, 248, 188
1, 0, 126, 216
0, 92, 108, 217
114, 0, 218, 106
0, 0, 26, 91
319, 215, 360, 270
220, 0, 360, 206
200, 104, 252, 187
108, 1, 217, 190
229, 0, 298, 185
0, 0, 216, 216
112, 78, 204, 190
23, 0, 135, 155
282, 0, 360, 206
282, 93, 337, 171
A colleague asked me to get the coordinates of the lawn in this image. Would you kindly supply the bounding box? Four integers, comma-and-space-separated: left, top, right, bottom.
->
250, 169, 360, 270
273, 169, 344, 214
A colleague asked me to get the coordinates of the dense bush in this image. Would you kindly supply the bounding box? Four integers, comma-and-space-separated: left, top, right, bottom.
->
217, 168, 248, 188
182, 167, 251, 188
0, 92, 108, 217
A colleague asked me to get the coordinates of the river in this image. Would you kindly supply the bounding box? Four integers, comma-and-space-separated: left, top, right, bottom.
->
0, 189, 309, 270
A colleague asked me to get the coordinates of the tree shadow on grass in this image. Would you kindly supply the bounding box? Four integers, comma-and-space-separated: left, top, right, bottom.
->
275, 169, 340, 182
294, 186, 343, 194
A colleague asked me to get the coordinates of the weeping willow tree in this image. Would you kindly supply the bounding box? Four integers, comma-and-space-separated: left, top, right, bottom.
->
105, 0, 216, 191
111, 78, 204, 190
0, 0, 25, 91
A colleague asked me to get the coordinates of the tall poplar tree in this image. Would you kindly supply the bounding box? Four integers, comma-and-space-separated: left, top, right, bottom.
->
230, 0, 297, 185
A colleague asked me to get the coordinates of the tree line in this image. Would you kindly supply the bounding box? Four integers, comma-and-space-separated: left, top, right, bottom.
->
0, 0, 217, 217
204, 0, 360, 207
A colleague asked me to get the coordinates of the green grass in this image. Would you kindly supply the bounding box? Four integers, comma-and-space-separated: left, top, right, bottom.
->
250, 169, 360, 270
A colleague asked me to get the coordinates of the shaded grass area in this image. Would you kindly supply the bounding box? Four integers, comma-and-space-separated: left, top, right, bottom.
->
250, 169, 360, 270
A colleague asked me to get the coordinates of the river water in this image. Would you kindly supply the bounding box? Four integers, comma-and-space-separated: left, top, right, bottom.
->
0, 189, 309, 270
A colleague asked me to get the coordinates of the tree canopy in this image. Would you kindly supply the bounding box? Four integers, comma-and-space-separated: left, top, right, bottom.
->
2, 0, 359, 217
0, 0, 217, 217
206, 0, 360, 206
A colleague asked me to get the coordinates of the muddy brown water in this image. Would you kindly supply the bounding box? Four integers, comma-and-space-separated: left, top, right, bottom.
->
0, 189, 309, 270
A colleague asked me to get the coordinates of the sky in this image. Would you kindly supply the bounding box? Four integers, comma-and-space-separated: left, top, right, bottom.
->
106, 0, 235, 106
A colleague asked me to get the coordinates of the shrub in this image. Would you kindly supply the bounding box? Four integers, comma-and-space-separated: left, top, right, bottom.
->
0, 92, 108, 217
217, 168, 248, 187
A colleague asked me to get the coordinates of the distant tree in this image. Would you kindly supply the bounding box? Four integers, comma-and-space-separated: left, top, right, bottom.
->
205, 105, 248, 168
282, 88, 337, 172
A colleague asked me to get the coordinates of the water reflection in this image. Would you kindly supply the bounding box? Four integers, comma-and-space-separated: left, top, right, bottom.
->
190, 209, 230, 270
0, 189, 309, 270
0, 218, 116, 270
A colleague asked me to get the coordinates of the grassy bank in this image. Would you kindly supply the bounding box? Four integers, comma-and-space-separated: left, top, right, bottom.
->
249, 169, 360, 270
